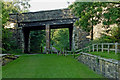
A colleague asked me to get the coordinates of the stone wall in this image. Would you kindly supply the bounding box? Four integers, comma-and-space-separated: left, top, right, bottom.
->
72, 24, 118, 50
10, 9, 76, 23
72, 26, 90, 50
77, 53, 120, 79
10, 27, 25, 53
93, 23, 117, 39
0, 54, 19, 66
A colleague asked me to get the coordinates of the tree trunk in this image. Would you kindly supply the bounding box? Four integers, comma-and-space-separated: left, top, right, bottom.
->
91, 18, 93, 40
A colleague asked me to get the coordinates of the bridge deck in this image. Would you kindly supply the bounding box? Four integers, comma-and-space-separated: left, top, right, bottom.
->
9, 9, 77, 24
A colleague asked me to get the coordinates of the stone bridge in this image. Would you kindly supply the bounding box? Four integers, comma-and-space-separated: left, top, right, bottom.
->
9, 9, 89, 53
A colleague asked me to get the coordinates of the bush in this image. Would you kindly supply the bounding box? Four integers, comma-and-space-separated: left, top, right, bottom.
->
7, 49, 23, 55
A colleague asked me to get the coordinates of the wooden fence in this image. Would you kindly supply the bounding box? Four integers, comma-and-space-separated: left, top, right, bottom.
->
91, 43, 120, 54
63, 43, 120, 55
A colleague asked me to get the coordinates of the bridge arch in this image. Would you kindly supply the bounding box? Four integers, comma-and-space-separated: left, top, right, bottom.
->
9, 9, 78, 53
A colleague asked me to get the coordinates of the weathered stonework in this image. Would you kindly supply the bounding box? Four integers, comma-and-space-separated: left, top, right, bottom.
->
0, 54, 19, 66
9, 9, 77, 53
9, 8, 119, 53
93, 23, 118, 39
77, 53, 120, 79
9, 9, 76, 23
18, 27, 25, 53
9, 26, 25, 53
72, 26, 90, 50
72, 23, 118, 50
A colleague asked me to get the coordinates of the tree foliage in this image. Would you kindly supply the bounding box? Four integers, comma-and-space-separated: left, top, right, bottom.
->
2, 0, 30, 26
51, 29, 69, 50
109, 26, 120, 43
30, 30, 46, 53
29, 29, 70, 52
69, 2, 119, 29
69, 2, 120, 40
1, 0, 30, 53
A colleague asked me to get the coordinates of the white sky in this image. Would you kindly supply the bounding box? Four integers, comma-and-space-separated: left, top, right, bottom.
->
29, 0, 75, 12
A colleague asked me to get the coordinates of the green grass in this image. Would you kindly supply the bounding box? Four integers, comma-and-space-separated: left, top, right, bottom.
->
88, 51, 120, 60
2, 54, 103, 78
0, 66, 2, 80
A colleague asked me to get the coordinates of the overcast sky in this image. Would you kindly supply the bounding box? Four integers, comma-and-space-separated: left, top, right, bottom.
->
29, 0, 75, 12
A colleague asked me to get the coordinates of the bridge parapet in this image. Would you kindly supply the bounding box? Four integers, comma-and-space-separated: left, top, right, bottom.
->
9, 9, 77, 23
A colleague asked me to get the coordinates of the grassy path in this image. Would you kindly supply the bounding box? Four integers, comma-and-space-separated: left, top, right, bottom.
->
2, 54, 103, 78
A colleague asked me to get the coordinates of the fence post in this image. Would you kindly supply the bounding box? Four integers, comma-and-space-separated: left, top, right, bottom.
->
115, 42, 118, 55
102, 43, 103, 52
97, 44, 98, 52
108, 44, 110, 54
93, 44, 94, 52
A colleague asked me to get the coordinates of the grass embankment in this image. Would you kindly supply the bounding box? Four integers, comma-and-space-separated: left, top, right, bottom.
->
2, 54, 103, 78
88, 51, 120, 60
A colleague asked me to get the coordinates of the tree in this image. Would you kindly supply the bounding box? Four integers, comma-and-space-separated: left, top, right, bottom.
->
69, 1, 120, 40
1, 0, 30, 53
51, 29, 69, 50
110, 26, 120, 43
30, 30, 46, 53
69, 2, 102, 40
102, 2, 120, 33
2, 0, 30, 26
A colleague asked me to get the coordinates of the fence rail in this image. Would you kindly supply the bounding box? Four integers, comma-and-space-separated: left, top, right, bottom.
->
64, 42, 120, 55
91, 43, 120, 54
